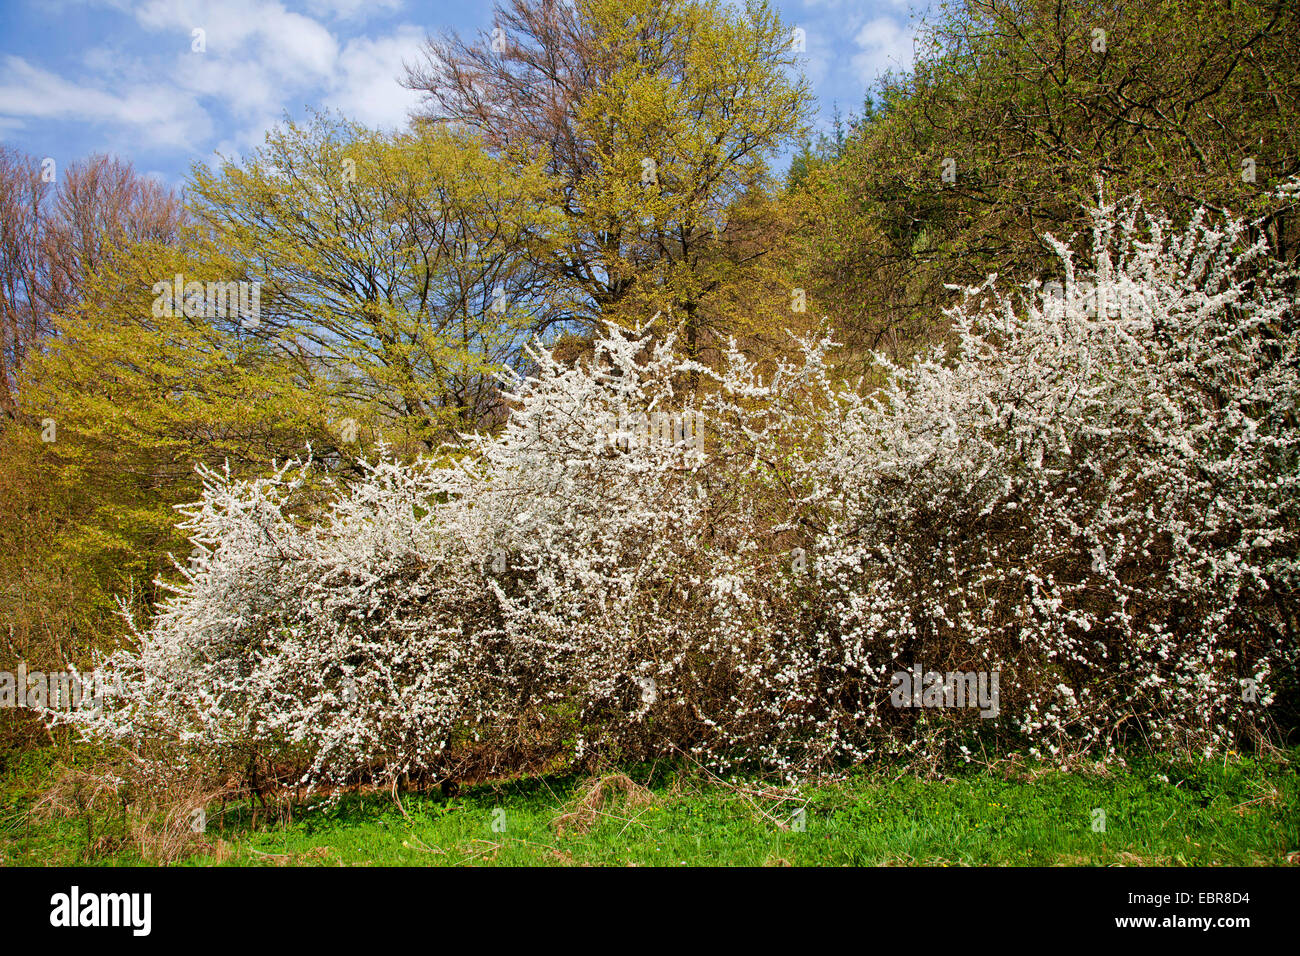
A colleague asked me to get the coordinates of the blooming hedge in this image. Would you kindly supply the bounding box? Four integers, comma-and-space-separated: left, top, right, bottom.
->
68, 196, 1299, 789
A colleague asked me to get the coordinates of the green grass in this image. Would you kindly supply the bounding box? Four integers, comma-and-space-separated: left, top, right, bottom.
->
2, 748, 1297, 866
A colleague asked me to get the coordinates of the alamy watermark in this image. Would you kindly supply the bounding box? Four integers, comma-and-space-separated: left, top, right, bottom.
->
0, 662, 120, 710
890, 664, 1000, 718
1038, 278, 1157, 317
50, 886, 150, 936
151, 274, 261, 328
600, 409, 705, 457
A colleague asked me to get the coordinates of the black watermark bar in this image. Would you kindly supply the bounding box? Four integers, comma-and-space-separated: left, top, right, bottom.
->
0, 866, 1286, 944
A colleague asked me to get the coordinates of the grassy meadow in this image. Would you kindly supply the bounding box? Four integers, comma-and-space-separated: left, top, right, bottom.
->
3, 747, 1295, 867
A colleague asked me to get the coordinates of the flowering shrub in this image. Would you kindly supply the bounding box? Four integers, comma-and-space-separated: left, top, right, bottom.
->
743, 197, 1300, 768
66, 196, 1299, 789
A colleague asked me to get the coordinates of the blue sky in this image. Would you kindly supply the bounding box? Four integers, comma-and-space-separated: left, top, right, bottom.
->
0, 0, 932, 187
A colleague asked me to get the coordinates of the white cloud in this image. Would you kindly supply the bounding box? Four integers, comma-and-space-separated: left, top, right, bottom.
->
305, 0, 404, 20
323, 26, 425, 130
0, 0, 437, 164
851, 16, 916, 88
134, 0, 341, 81
0, 55, 211, 149
799, 0, 919, 10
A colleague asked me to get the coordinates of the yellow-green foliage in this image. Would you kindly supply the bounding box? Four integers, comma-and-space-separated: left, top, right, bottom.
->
190, 113, 563, 450
570, 0, 810, 349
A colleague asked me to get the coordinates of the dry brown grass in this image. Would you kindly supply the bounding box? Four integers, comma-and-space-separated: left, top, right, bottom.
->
552, 773, 654, 837
31, 760, 241, 864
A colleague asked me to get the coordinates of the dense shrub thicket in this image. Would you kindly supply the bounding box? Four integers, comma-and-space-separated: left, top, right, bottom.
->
63, 197, 1299, 791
